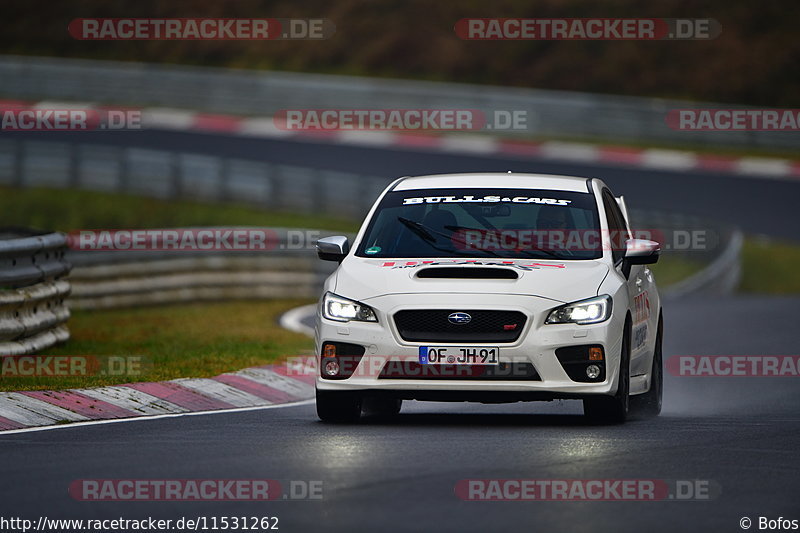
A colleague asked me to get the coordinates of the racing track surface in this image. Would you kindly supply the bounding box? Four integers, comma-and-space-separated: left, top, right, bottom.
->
0, 296, 798, 532
1, 131, 798, 532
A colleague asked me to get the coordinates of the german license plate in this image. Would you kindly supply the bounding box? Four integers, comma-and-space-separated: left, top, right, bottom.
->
419, 346, 499, 365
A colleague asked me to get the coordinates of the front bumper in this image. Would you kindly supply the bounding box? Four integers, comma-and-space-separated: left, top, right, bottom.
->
315, 293, 625, 400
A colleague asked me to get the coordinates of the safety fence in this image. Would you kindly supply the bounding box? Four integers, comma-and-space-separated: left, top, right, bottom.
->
0, 138, 385, 220
66, 230, 337, 310
1, 55, 797, 149
0, 230, 71, 355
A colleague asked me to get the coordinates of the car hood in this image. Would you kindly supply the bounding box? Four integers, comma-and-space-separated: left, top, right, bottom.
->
332, 257, 610, 304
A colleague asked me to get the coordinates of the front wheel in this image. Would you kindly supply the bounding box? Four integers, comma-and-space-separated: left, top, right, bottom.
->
584, 320, 630, 424
631, 315, 663, 418
316, 389, 362, 423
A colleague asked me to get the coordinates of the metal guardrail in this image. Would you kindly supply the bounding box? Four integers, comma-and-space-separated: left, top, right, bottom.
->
69, 256, 324, 309
67, 230, 339, 309
0, 139, 387, 220
0, 230, 72, 355
1, 55, 798, 149
0, 230, 71, 288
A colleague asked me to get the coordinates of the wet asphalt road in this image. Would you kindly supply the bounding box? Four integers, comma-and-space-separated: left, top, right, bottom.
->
1, 295, 798, 533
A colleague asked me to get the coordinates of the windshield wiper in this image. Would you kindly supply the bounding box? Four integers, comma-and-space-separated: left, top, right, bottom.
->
397, 217, 436, 242
396, 217, 501, 258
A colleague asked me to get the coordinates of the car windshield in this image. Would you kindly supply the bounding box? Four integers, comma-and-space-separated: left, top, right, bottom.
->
356, 188, 602, 260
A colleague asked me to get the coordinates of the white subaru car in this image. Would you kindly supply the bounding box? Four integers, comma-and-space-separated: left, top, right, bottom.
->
314, 173, 663, 424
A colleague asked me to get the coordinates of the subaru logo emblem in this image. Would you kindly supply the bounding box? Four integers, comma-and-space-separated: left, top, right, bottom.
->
448, 312, 472, 325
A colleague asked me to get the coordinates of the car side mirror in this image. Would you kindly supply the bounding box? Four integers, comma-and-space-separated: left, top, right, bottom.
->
624, 239, 660, 265
316, 236, 350, 262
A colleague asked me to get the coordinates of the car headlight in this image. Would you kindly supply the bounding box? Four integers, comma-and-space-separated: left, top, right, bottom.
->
322, 292, 378, 323
545, 295, 612, 325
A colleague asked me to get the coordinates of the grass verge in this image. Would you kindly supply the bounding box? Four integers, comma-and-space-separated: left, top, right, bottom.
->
0, 186, 360, 233
0, 300, 315, 392
648, 254, 707, 289
740, 238, 800, 294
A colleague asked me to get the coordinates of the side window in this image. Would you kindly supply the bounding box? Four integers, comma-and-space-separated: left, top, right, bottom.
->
610, 197, 629, 231
601, 190, 627, 264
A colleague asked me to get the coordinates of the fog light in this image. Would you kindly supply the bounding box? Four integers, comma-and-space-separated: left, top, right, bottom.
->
324, 360, 340, 376
586, 364, 601, 379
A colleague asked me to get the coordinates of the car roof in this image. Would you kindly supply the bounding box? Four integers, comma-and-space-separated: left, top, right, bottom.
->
392, 173, 591, 192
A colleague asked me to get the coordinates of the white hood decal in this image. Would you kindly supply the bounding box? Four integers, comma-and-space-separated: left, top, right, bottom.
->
379, 259, 565, 271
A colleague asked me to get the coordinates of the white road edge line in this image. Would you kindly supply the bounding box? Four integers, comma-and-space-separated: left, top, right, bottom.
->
279, 303, 317, 337
0, 399, 315, 436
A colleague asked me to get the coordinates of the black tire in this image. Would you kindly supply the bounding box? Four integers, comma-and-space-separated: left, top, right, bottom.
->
362, 397, 403, 420
631, 315, 663, 418
584, 319, 631, 424
316, 389, 362, 423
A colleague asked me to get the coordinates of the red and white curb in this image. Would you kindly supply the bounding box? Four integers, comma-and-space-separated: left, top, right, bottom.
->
142, 107, 800, 180
0, 362, 316, 433
2, 99, 799, 181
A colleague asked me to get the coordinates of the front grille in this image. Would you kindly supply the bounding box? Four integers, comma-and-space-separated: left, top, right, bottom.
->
379, 361, 540, 380
393, 310, 527, 343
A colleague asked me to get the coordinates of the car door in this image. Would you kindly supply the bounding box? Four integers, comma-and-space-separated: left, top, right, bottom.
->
601, 189, 651, 376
